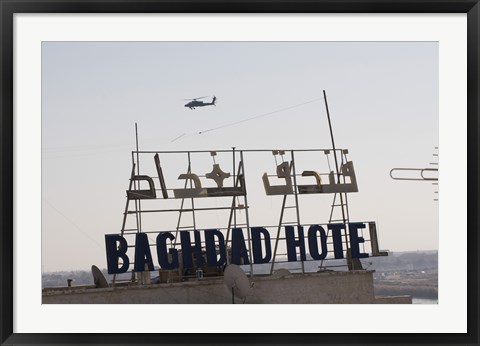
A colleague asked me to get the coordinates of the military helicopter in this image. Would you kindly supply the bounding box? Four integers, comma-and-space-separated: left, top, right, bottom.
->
184, 96, 216, 110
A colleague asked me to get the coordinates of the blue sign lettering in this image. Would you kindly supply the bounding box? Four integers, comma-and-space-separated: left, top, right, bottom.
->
104, 222, 370, 274
156, 232, 179, 270
251, 227, 272, 264
204, 229, 226, 266
134, 233, 155, 272
286, 226, 307, 262
307, 224, 328, 260
105, 234, 130, 274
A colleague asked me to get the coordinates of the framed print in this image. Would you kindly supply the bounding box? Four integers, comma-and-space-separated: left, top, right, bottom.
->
1, 1, 479, 345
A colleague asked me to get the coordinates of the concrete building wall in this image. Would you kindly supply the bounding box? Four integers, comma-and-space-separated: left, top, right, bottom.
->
43, 270, 410, 304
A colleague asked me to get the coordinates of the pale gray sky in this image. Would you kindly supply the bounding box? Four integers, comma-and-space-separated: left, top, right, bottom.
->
42, 41, 438, 272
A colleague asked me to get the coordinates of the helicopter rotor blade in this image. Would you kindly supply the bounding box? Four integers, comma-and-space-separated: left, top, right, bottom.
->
184, 96, 209, 101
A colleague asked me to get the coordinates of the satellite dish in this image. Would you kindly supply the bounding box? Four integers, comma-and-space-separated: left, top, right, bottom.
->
272, 268, 291, 278
91, 265, 109, 288
223, 264, 252, 303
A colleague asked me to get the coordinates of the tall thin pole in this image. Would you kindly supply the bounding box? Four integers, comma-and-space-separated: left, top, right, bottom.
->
232, 147, 236, 230
188, 152, 197, 231
135, 123, 142, 233
135, 123, 140, 175
323, 91, 350, 257
290, 152, 305, 274
323, 91, 340, 178
240, 151, 254, 276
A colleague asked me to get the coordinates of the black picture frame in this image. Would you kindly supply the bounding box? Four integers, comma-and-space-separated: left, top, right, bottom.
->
1, 1, 478, 345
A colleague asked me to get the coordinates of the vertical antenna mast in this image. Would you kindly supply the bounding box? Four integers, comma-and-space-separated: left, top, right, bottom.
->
135, 123, 140, 176
323, 90, 350, 259
134, 123, 142, 233
323, 91, 340, 179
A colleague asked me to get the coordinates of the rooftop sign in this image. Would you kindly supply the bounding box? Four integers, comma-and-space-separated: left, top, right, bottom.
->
105, 149, 385, 275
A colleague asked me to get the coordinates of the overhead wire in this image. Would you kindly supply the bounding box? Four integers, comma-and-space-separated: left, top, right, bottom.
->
169, 96, 324, 143
198, 96, 324, 135
170, 133, 187, 143
45, 199, 103, 249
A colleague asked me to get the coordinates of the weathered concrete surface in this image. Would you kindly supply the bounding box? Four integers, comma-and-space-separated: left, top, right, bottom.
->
43, 270, 410, 304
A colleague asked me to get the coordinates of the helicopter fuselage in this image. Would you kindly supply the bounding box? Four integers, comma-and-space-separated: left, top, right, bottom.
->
185, 96, 216, 110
